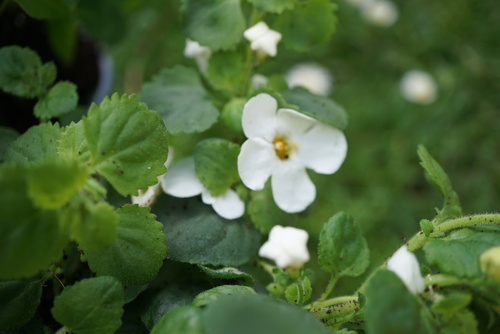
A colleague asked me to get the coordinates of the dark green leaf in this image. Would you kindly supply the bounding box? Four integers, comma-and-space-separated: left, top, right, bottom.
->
46, 19, 77, 65
192, 285, 255, 307
248, 0, 295, 13
206, 51, 245, 95
0, 279, 44, 331
150, 306, 203, 334
14, 0, 74, 19
34, 81, 78, 120
77, 0, 126, 45
198, 265, 254, 286
0, 126, 19, 162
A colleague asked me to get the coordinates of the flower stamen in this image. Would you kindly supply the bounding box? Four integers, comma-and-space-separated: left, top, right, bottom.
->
273, 137, 296, 160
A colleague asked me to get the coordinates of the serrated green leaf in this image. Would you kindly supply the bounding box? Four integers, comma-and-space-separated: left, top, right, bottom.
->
0, 46, 56, 98
431, 292, 472, 314
83, 93, 169, 196
249, 0, 295, 13
139, 66, 219, 134
365, 270, 437, 334
34, 81, 78, 120
51, 276, 124, 334
221, 98, 245, 134
14, 0, 74, 19
183, 0, 245, 51
81, 205, 166, 285
58, 121, 91, 164
194, 139, 240, 196
281, 88, 348, 129
274, 0, 337, 52
0, 279, 45, 331
206, 51, 245, 95
423, 229, 500, 278
198, 265, 255, 286
5, 122, 61, 164
155, 196, 261, 266
0, 126, 19, 162
318, 212, 369, 277
150, 306, 203, 334
417, 145, 462, 223
285, 277, 312, 305
192, 285, 256, 307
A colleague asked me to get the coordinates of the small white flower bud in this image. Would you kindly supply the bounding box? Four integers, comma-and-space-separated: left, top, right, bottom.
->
387, 246, 425, 294
259, 225, 310, 269
286, 63, 333, 96
183, 39, 211, 74
362, 1, 398, 27
400, 70, 438, 104
244, 22, 282, 57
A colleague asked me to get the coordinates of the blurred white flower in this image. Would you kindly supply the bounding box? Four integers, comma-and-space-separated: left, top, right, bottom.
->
160, 157, 244, 220
244, 21, 282, 57
237, 93, 347, 213
184, 39, 211, 74
400, 70, 438, 104
362, 1, 398, 27
345, 0, 373, 7
387, 246, 425, 294
259, 225, 310, 268
286, 63, 333, 96
251, 74, 269, 89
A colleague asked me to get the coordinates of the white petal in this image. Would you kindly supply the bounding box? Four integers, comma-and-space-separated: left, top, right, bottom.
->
271, 164, 316, 213
160, 157, 204, 197
131, 183, 160, 207
251, 30, 282, 57
242, 93, 278, 141
201, 189, 216, 205
238, 138, 277, 190
259, 225, 310, 268
387, 246, 425, 294
244, 21, 269, 42
211, 189, 245, 220
276, 108, 316, 136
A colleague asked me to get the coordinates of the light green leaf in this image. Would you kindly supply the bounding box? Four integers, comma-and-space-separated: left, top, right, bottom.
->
34, 81, 78, 120
0, 46, 56, 98
83, 93, 169, 196
81, 205, 167, 285
281, 88, 348, 129
285, 276, 312, 305
192, 285, 256, 307
14, 0, 74, 19
221, 98, 245, 134
0, 126, 19, 162
441, 310, 478, 334
198, 265, 254, 286
150, 306, 203, 334
0, 279, 45, 331
431, 292, 472, 314
248, 0, 295, 13
274, 0, 337, 52
51, 276, 124, 334
58, 121, 91, 164
206, 51, 245, 95
194, 139, 240, 196
318, 212, 370, 277
155, 196, 261, 266
5, 122, 61, 164
139, 66, 219, 134
182, 0, 246, 51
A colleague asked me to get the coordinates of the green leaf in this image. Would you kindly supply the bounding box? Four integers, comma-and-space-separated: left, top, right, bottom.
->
46, 19, 77, 65
14, 0, 74, 19
220, 98, 245, 134
0, 126, 19, 162
5, 122, 61, 164
417, 145, 462, 223
51, 276, 124, 334
365, 270, 436, 334
26, 159, 88, 209
431, 292, 472, 315
281, 88, 348, 129
420, 219, 433, 237
0, 279, 45, 331
194, 139, 240, 196
273, 0, 337, 52
318, 212, 370, 277
155, 196, 261, 266
0, 46, 56, 98
206, 51, 245, 95
58, 121, 91, 164
81, 205, 167, 285
0, 165, 68, 280
150, 306, 203, 334
77, 0, 127, 45
202, 294, 331, 334
441, 310, 478, 334
423, 229, 500, 278
83, 93, 169, 196
285, 277, 312, 305
182, 0, 246, 51
139, 66, 219, 134
248, 0, 295, 13
34, 81, 78, 120
198, 265, 255, 286
192, 285, 256, 307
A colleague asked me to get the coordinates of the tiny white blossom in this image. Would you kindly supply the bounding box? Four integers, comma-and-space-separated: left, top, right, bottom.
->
362, 1, 398, 27
259, 225, 310, 268
387, 246, 425, 294
160, 157, 244, 220
251, 74, 269, 89
400, 70, 438, 104
237, 93, 347, 213
184, 39, 211, 74
286, 63, 333, 96
244, 21, 282, 57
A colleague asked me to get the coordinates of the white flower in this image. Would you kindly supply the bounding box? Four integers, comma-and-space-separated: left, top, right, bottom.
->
345, 0, 373, 7
259, 225, 310, 268
362, 1, 398, 27
251, 74, 269, 89
160, 157, 244, 220
243, 21, 282, 57
400, 70, 438, 104
387, 246, 425, 294
237, 93, 347, 213
286, 63, 333, 96
184, 39, 211, 74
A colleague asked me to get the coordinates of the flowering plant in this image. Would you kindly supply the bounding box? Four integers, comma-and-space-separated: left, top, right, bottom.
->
0, 0, 498, 333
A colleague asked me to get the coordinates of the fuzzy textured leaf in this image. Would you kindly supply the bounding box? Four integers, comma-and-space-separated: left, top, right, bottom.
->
34, 81, 78, 120
58, 121, 91, 164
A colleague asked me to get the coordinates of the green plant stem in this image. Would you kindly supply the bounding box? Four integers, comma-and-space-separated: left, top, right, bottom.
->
306, 294, 358, 311
304, 274, 338, 310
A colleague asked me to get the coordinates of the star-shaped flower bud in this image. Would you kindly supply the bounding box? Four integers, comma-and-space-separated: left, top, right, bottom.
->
244, 21, 282, 57
259, 225, 310, 269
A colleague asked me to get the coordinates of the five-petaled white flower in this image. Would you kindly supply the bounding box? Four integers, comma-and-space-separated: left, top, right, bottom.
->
286, 63, 333, 96
160, 157, 244, 220
184, 39, 211, 74
259, 225, 310, 269
237, 93, 347, 213
362, 1, 399, 27
387, 246, 425, 295
400, 70, 438, 105
244, 21, 282, 57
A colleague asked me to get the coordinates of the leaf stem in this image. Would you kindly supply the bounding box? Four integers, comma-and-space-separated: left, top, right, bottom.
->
306, 274, 338, 309
305, 294, 358, 311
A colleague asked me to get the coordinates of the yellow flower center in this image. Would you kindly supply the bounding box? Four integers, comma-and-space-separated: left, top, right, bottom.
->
273, 137, 297, 160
